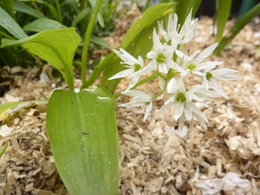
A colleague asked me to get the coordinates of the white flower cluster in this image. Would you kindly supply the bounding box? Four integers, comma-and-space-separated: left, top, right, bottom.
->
109, 12, 238, 136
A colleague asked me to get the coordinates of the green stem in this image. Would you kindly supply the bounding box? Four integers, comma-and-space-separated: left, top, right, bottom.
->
0, 143, 8, 158
81, 0, 103, 89
130, 72, 164, 90
152, 78, 167, 99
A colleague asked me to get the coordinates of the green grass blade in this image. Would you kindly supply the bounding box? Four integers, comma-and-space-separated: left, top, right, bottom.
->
214, 3, 260, 55
46, 88, 119, 195
13, 1, 44, 18
0, 6, 27, 39
215, 0, 232, 42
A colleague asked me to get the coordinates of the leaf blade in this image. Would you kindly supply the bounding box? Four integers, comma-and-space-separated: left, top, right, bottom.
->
1, 28, 81, 89
215, 0, 232, 42
0, 6, 27, 39
46, 88, 119, 195
23, 18, 66, 32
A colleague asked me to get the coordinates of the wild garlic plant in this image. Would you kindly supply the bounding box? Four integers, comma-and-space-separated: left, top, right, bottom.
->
109, 12, 239, 137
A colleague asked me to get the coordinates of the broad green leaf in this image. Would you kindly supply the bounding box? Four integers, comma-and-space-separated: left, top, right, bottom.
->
0, 100, 47, 122
214, 3, 260, 55
0, 6, 27, 39
23, 18, 66, 32
0, 143, 8, 158
215, 0, 232, 42
13, 1, 44, 18
1, 28, 81, 90
46, 88, 119, 195
83, 3, 174, 92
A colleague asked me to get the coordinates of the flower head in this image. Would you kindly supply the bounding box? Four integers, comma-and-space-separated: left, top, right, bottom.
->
120, 90, 153, 121
159, 11, 197, 47
159, 78, 208, 128
110, 12, 239, 136
109, 49, 146, 89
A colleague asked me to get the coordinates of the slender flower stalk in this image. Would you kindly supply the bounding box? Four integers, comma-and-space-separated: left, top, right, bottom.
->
81, 0, 103, 89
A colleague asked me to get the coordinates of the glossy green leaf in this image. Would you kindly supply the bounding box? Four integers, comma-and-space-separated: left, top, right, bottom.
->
0, 6, 27, 39
83, 3, 174, 92
215, 0, 232, 42
13, 1, 44, 18
46, 88, 119, 195
214, 3, 260, 55
23, 18, 66, 32
1, 28, 81, 90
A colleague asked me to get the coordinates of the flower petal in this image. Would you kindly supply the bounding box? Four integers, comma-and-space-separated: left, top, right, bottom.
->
109, 69, 133, 80
196, 43, 218, 63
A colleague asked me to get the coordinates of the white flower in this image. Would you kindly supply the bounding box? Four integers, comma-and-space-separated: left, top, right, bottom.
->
120, 90, 153, 121
222, 172, 251, 195
109, 48, 146, 88
175, 43, 221, 76
159, 77, 208, 127
146, 30, 186, 75
159, 11, 197, 46
202, 68, 239, 98
195, 178, 223, 195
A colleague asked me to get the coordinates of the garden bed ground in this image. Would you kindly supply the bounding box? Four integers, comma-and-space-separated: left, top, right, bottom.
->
0, 7, 259, 195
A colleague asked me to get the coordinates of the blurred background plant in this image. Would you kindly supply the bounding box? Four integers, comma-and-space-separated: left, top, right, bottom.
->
0, 0, 259, 68
0, 0, 121, 67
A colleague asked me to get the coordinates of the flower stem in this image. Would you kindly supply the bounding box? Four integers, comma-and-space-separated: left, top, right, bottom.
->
130, 72, 164, 90
81, 0, 103, 89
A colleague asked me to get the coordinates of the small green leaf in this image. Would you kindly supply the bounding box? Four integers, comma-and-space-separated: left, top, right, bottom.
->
46, 88, 119, 195
0, 6, 27, 39
215, 0, 232, 42
23, 18, 66, 32
84, 3, 174, 92
1, 28, 81, 90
